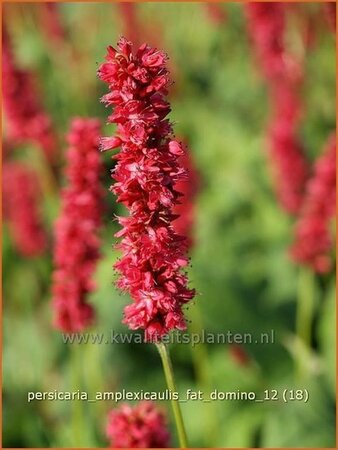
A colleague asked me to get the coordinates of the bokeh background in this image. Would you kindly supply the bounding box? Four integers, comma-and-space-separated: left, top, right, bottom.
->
2, 2, 336, 448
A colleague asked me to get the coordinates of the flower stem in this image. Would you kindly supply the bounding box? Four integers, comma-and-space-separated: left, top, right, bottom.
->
71, 345, 84, 446
156, 342, 188, 448
190, 305, 219, 447
295, 267, 315, 378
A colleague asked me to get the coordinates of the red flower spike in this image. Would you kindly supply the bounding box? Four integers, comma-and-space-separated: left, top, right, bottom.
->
246, 3, 309, 214
267, 89, 309, 214
51, 118, 103, 332
290, 135, 336, 273
246, 3, 287, 82
98, 37, 195, 341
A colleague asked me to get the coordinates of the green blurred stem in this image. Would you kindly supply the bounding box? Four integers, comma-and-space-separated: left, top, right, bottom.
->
295, 267, 315, 377
190, 305, 219, 447
156, 342, 188, 448
71, 345, 84, 446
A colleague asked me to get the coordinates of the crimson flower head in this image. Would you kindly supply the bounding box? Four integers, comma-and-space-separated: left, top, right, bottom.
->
51, 118, 103, 332
98, 37, 195, 341
106, 401, 170, 448
290, 135, 336, 273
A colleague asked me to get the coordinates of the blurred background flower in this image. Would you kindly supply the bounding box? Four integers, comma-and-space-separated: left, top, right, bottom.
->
106, 401, 170, 448
51, 117, 103, 332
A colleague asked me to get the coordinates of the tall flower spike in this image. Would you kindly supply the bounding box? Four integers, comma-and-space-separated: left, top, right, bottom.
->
290, 135, 336, 273
3, 162, 47, 257
267, 81, 309, 213
246, 3, 309, 214
246, 2, 287, 82
106, 401, 170, 448
98, 37, 195, 341
51, 118, 103, 332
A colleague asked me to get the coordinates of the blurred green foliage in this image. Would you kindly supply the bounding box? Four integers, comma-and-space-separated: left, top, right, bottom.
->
3, 2, 336, 448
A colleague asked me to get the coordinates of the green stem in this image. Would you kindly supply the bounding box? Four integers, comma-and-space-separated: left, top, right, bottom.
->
71, 345, 84, 446
156, 342, 188, 448
295, 267, 315, 378
190, 305, 219, 447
